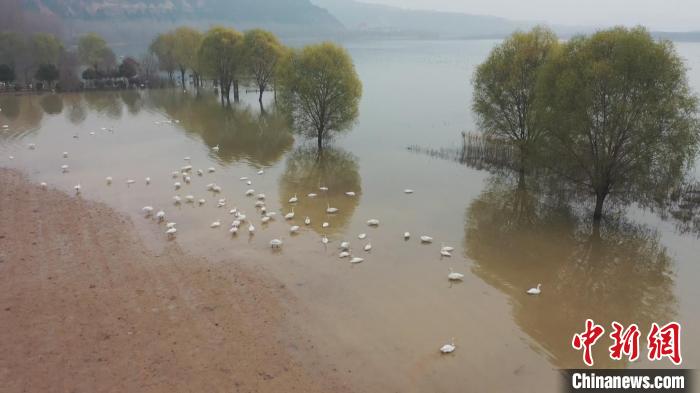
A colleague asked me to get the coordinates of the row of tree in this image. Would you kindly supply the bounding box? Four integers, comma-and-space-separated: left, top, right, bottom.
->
472, 26, 700, 221
149, 26, 362, 150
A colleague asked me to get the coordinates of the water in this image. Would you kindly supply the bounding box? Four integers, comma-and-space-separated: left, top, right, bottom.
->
1, 40, 699, 392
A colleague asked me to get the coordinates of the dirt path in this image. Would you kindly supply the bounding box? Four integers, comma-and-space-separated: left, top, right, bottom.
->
0, 168, 350, 393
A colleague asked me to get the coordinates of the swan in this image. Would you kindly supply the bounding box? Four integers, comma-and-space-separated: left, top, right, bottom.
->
156, 211, 165, 221
61, 164, 69, 173
420, 236, 433, 243
229, 208, 238, 215
173, 196, 182, 204
246, 180, 252, 185
166, 227, 177, 237
367, 219, 380, 226
440, 338, 456, 354
339, 251, 350, 258
184, 176, 191, 184
142, 206, 154, 216
245, 189, 255, 196
526, 284, 542, 295
345, 191, 356, 197
364, 242, 372, 252
74, 184, 81, 194
232, 220, 241, 228
256, 193, 266, 200
207, 167, 216, 173
261, 216, 271, 223
404, 189, 414, 194
210, 220, 221, 228
350, 256, 364, 264
166, 222, 176, 229
172, 171, 180, 178
322, 222, 330, 228
197, 169, 204, 176
229, 226, 238, 235
441, 243, 455, 252
145, 177, 151, 185
8, 155, 14, 160
240, 177, 249, 181
198, 198, 206, 206
248, 224, 255, 233
326, 204, 339, 214
319, 186, 329, 191
257, 170, 264, 175
448, 268, 464, 281
184, 156, 191, 161
62, 152, 68, 158
290, 225, 300, 234
40, 182, 47, 189
174, 182, 181, 190
126, 179, 135, 185
404, 232, 410, 240
255, 200, 265, 207
237, 214, 247, 222
321, 235, 329, 245
182, 165, 193, 172
304, 216, 311, 225
285, 208, 295, 220
260, 206, 267, 214
212, 185, 222, 193
307, 193, 317, 198
185, 195, 194, 203
340, 241, 350, 250
440, 250, 452, 257
358, 233, 367, 239
289, 194, 298, 203
217, 199, 226, 208
270, 239, 283, 248
212, 144, 219, 152
105, 177, 113, 184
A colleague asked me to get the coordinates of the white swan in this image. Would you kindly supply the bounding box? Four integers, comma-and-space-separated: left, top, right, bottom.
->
270, 239, 283, 248
322, 222, 330, 228
285, 208, 295, 220
248, 224, 255, 233
156, 210, 165, 221
404, 189, 414, 194
345, 191, 356, 197
142, 206, 154, 216
321, 235, 329, 245
440, 249, 452, 257
185, 195, 195, 203
440, 338, 456, 354
364, 242, 372, 252
174, 182, 182, 190
105, 177, 113, 184
210, 220, 221, 228
420, 236, 433, 243
358, 233, 367, 239
166, 222, 176, 228
340, 241, 350, 250
40, 182, 47, 189
404, 232, 410, 240
350, 256, 364, 264
304, 216, 311, 225
290, 225, 300, 234
326, 204, 339, 214
61, 164, 69, 173
245, 189, 255, 196
247, 180, 252, 185
319, 186, 328, 191
261, 216, 271, 223
256, 193, 266, 200
198, 198, 206, 206
257, 170, 264, 175
448, 268, 464, 281
307, 193, 317, 198
126, 179, 135, 185
229, 226, 238, 235
207, 167, 216, 173
212, 144, 219, 152
173, 196, 182, 204
166, 227, 177, 237
288, 194, 298, 203
339, 251, 350, 258
74, 184, 81, 194
526, 284, 542, 295
145, 177, 151, 185
367, 219, 380, 226
62, 152, 68, 158
441, 243, 455, 252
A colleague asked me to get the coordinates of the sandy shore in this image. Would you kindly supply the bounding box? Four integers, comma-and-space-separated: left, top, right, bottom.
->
0, 168, 350, 393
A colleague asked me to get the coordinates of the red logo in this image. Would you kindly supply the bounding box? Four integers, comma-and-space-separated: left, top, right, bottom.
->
572, 319, 605, 366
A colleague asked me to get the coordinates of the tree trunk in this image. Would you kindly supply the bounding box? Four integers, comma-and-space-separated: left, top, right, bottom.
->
180, 68, 186, 89
593, 191, 607, 221
233, 80, 240, 102
317, 130, 323, 151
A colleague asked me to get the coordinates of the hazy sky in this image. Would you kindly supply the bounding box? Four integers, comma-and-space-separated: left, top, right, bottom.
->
362, 0, 700, 31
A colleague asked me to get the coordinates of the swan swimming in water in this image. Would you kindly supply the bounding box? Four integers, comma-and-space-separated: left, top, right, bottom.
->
304, 216, 311, 225
420, 236, 433, 243
447, 268, 464, 281
526, 284, 542, 295
367, 219, 380, 226
440, 338, 456, 354
270, 239, 283, 248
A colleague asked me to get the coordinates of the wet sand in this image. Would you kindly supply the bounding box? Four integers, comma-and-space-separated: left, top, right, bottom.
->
0, 168, 350, 393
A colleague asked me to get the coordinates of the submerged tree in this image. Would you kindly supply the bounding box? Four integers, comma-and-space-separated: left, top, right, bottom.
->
149, 32, 177, 83
472, 26, 558, 164
537, 27, 700, 221
35, 63, 59, 88
198, 26, 243, 105
172, 27, 203, 89
278, 42, 362, 151
242, 29, 283, 108
78, 33, 114, 73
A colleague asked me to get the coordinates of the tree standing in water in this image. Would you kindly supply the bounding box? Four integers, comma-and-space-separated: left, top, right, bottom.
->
278, 42, 362, 151
172, 27, 203, 89
537, 27, 699, 221
472, 26, 558, 169
199, 26, 243, 105
242, 29, 283, 110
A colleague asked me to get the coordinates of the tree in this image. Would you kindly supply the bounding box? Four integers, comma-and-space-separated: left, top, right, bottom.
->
242, 29, 284, 108
0, 64, 15, 84
172, 27, 203, 89
198, 26, 243, 105
472, 26, 557, 166
0, 31, 25, 72
35, 63, 59, 88
149, 32, 177, 83
278, 42, 362, 151
139, 52, 159, 84
31, 33, 63, 66
118, 57, 140, 79
537, 27, 700, 221
77, 33, 114, 73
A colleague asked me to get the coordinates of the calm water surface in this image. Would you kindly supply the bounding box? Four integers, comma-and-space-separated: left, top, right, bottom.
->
1, 40, 699, 392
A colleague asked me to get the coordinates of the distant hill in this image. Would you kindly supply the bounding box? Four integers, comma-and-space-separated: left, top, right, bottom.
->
311, 0, 532, 39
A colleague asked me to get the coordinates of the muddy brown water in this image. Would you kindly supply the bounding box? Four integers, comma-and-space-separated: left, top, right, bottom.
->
1, 40, 699, 392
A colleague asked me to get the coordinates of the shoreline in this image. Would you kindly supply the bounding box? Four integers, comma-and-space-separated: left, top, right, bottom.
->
0, 168, 350, 393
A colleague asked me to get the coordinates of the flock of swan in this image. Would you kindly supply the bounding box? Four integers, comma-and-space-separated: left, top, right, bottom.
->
4, 120, 543, 355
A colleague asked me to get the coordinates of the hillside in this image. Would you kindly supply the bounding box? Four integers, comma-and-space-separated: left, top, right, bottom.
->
311, 0, 531, 39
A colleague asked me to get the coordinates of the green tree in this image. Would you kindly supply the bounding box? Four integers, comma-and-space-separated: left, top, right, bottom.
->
277, 42, 362, 151
242, 29, 283, 108
77, 33, 114, 73
472, 26, 557, 166
118, 57, 139, 79
0, 64, 15, 84
31, 33, 63, 66
0, 31, 25, 71
537, 27, 700, 221
198, 26, 243, 105
172, 27, 203, 89
35, 63, 59, 88
149, 32, 177, 83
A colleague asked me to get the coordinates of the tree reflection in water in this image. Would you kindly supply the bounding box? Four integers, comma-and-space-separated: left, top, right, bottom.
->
279, 145, 361, 235
464, 172, 677, 368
